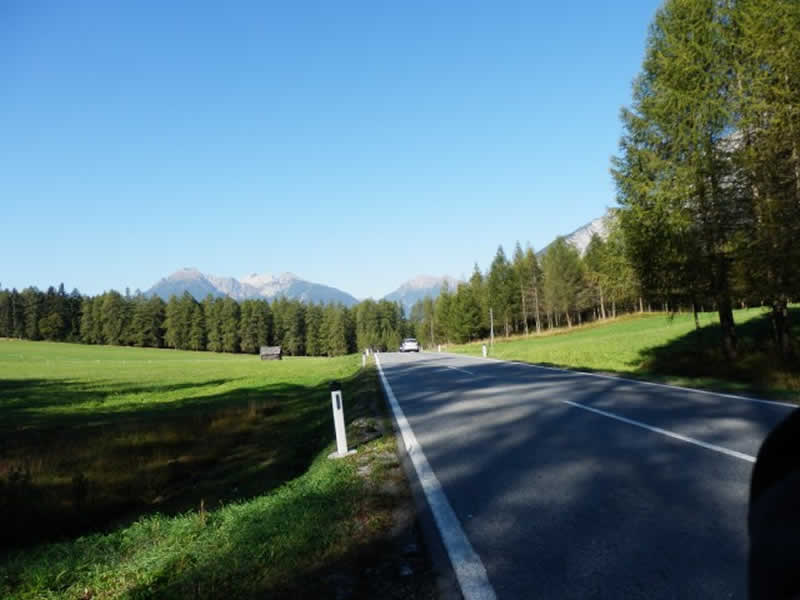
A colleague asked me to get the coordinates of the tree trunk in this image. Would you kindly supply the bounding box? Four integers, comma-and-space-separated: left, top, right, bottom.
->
639, 297, 644, 313
599, 287, 606, 320
565, 311, 572, 328
693, 302, 701, 330
520, 282, 529, 336
612, 300, 616, 319
717, 293, 738, 362
771, 297, 793, 360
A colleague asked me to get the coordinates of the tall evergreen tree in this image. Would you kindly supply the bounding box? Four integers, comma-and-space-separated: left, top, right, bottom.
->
0, 290, 11, 337
21, 288, 43, 340
204, 296, 224, 352
612, 0, 744, 360
101, 291, 128, 345
239, 300, 259, 354
541, 239, 583, 328
220, 296, 240, 353
305, 303, 325, 356
731, 0, 800, 356
188, 303, 207, 351
131, 296, 165, 347
488, 246, 516, 337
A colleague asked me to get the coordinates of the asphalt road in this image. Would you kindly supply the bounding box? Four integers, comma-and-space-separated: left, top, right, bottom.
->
375, 351, 796, 600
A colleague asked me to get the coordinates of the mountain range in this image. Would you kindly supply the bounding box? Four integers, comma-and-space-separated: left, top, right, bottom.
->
147, 269, 360, 306
146, 215, 609, 307
383, 275, 461, 313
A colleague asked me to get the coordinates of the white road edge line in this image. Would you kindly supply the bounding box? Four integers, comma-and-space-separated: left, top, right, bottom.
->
375, 354, 497, 600
562, 399, 756, 463
446, 352, 796, 409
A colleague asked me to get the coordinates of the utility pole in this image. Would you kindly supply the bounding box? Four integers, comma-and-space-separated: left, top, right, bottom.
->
532, 266, 541, 334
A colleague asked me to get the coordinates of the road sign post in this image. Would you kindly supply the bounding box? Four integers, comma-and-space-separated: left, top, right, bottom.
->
328, 381, 356, 459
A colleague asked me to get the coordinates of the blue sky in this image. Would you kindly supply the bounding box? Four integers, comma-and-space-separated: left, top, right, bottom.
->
3, 1, 662, 299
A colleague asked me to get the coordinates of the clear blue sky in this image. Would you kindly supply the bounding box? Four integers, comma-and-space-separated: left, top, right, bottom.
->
3, 1, 662, 300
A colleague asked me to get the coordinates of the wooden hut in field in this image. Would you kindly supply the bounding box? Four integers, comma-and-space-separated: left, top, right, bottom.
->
260, 346, 282, 360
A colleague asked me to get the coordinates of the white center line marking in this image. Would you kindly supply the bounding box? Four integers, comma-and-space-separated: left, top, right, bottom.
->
452, 351, 795, 409
562, 400, 756, 463
447, 365, 474, 376
376, 354, 497, 600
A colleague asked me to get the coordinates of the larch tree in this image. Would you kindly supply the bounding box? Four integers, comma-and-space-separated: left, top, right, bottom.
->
613, 0, 748, 360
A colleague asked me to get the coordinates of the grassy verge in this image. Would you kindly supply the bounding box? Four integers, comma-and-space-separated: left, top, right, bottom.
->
447, 308, 800, 402
0, 340, 436, 599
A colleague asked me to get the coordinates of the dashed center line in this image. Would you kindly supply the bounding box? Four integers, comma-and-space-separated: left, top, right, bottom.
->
562, 400, 756, 463
447, 365, 475, 376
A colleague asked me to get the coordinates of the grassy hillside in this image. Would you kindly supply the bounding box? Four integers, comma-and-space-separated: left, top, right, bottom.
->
448, 308, 800, 401
0, 340, 434, 599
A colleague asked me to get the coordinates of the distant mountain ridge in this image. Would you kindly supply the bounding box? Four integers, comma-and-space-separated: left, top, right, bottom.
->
538, 213, 611, 257
146, 215, 611, 307
146, 268, 359, 306
383, 275, 461, 313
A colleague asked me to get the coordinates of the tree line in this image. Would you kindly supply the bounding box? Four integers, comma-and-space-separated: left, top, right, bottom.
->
0, 284, 412, 356
406, 221, 642, 348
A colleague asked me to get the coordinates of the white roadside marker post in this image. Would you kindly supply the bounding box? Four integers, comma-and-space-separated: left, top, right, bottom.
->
482, 344, 487, 358
438, 344, 441, 353
362, 353, 366, 368
328, 381, 356, 459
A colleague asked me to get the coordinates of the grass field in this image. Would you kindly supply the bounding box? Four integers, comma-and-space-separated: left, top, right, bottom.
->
448, 307, 800, 401
0, 341, 435, 599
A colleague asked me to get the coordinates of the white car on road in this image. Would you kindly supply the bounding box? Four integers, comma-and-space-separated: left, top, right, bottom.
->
399, 338, 420, 352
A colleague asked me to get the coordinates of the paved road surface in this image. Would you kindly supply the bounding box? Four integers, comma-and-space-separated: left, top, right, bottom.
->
375, 351, 795, 600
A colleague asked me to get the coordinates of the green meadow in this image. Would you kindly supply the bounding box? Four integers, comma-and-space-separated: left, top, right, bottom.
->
0, 341, 431, 599
449, 308, 800, 401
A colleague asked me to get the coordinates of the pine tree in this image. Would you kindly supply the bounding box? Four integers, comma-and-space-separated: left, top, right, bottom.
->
131, 296, 165, 347
282, 301, 306, 356
188, 303, 207, 351
452, 283, 481, 343
541, 239, 583, 328
0, 290, 12, 337
11, 289, 25, 339
324, 305, 348, 356
305, 303, 324, 356
732, 0, 800, 356
80, 297, 96, 344
21, 288, 43, 340
101, 291, 127, 345
469, 263, 489, 338
203, 296, 224, 352
612, 0, 744, 360
254, 300, 272, 348
488, 246, 516, 337
220, 297, 240, 353
239, 300, 258, 353
583, 234, 609, 320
